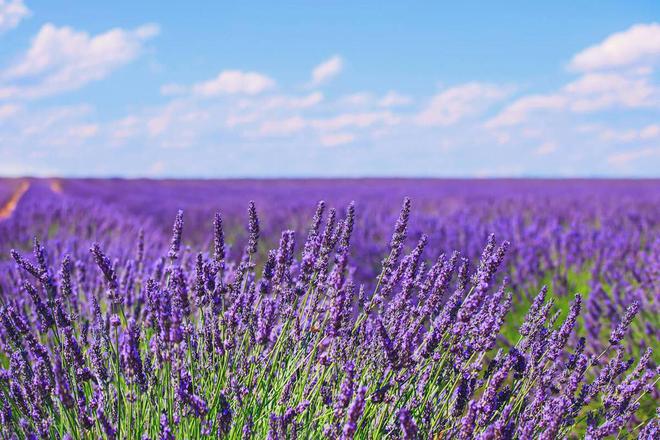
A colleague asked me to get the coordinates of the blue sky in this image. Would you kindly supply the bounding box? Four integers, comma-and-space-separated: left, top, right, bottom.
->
0, 1, 659, 177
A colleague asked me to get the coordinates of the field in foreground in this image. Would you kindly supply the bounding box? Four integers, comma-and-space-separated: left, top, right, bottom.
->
0, 178, 658, 439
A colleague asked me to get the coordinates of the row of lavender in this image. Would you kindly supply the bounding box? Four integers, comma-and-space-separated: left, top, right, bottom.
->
54, 179, 660, 353
0, 178, 658, 438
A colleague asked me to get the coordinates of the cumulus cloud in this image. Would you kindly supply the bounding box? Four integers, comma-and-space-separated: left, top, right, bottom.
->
416, 82, 511, 126
338, 92, 372, 107
191, 70, 275, 97
379, 91, 412, 107
0, 103, 99, 152
562, 72, 658, 112
488, 24, 660, 128
585, 123, 660, 143
0, 102, 20, 119
485, 94, 567, 128
570, 23, 660, 72
535, 141, 557, 156
0, 0, 29, 34
320, 132, 354, 147
67, 123, 98, 139
487, 71, 659, 127
238, 92, 323, 111
607, 146, 660, 166
256, 116, 306, 137
310, 55, 343, 86
225, 92, 324, 129
311, 111, 399, 131
0, 23, 159, 99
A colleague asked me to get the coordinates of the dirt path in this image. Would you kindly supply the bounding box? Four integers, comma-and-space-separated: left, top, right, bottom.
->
49, 178, 63, 194
0, 180, 30, 220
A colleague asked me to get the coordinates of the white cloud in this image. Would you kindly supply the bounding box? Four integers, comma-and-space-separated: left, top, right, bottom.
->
640, 124, 660, 140
338, 92, 372, 107
0, 0, 29, 34
607, 147, 660, 166
535, 141, 557, 156
256, 116, 306, 136
487, 25, 660, 128
379, 91, 412, 107
108, 116, 141, 144
239, 92, 323, 111
311, 111, 399, 131
148, 160, 166, 176
0, 23, 159, 99
19, 104, 93, 137
486, 71, 659, 127
0, 102, 20, 119
225, 92, 324, 128
226, 112, 260, 128
144, 101, 210, 141
586, 123, 660, 143
563, 72, 658, 112
416, 82, 511, 126
570, 23, 660, 72
67, 123, 98, 139
310, 55, 343, 86
320, 132, 354, 147
485, 94, 567, 128
191, 70, 275, 97
0, 104, 101, 151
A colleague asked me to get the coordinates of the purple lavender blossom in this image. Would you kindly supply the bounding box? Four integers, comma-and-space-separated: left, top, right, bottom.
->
168, 209, 185, 261
341, 386, 367, 440
609, 301, 640, 345
214, 212, 225, 263
398, 408, 419, 439
247, 201, 260, 255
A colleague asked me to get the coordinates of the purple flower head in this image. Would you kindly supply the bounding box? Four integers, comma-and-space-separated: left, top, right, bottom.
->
548, 294, 582, 361
398, 408, 419, 439
159, 411, 175, 440
382, 197, 412, 279
520, 286, 547, 336
177, 368, 208, 418
214, 212, 225, 263
216, 392, 232, 436
300, 200, 326, 282
168, 209, 184, 261
10, 248, 41, 279
120, 318, 147, 391
22, 281, 54, 331
59, 254, 73, 299
247, 201, 260, 255
97, 408, 116, 440
90, 242, 120, 302
341, 386, 367, 440
136, 228, 145, 265
334, 361, 356, 417
609, 301, 640, 345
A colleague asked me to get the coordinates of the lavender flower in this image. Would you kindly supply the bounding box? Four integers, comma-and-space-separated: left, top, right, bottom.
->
214, 212, 225, 263
247, 201, 259, 255
120, 318, 147, 391
341, 386, 367, 440
608, 301, 640, 345
168, 209, 184, 261
398, 408, 419, 439
90, 243, 120, 303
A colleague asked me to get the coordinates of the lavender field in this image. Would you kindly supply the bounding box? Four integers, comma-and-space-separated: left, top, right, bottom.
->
0, 178, 658, 439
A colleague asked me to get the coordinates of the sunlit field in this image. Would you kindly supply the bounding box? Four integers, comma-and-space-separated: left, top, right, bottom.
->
0, 178, 658, 439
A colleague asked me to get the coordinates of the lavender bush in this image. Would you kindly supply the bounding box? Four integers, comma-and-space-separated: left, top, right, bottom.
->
0, 179, 658, 439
